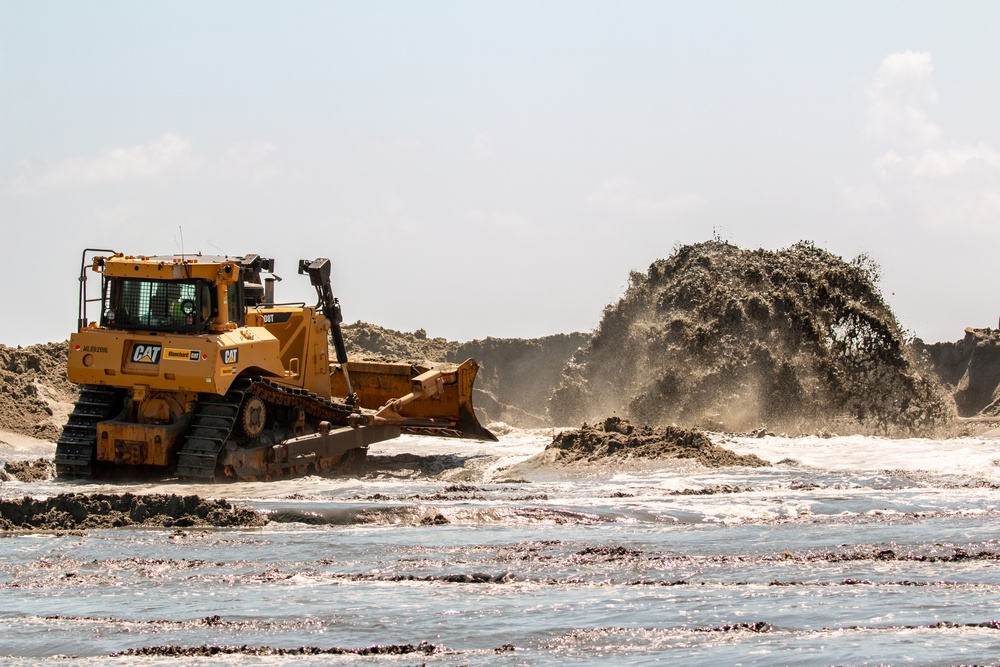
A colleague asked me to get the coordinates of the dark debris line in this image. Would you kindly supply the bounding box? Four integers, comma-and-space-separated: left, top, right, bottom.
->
110, 641, 441, 657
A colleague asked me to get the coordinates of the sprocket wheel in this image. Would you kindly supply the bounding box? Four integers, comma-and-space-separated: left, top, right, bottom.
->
239, 395, 267, 438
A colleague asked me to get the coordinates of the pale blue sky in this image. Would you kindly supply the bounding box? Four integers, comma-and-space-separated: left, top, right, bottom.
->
2, 1, 998, 346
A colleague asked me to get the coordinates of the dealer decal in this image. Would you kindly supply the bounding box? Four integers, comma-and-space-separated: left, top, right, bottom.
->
220, 348, 239, 364
131, 343, 162, 364
165, 348, 201, 361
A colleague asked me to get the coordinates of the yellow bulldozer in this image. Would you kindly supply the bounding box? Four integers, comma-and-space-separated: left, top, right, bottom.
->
56, 249, 495, 481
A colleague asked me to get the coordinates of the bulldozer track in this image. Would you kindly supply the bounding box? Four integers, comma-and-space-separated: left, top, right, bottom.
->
54, 385, 126, 478
249, 377, 357, 422
175, 377, 253, 481
175, 377, 359, 481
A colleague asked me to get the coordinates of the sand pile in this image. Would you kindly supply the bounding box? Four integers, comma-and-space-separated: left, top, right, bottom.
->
450, 334, 589, 427
0, 342, 77, 441
342, 322, 587, 427
547, 417, 769, 468
549, 241, 953, 435
0, 458, 55, 482
919, 328, 1000, 417
341, 321, 455, 363
0, 493, 266, 531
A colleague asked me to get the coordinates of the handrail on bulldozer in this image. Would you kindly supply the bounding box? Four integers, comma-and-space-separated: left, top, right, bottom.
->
77, 248, 117, 331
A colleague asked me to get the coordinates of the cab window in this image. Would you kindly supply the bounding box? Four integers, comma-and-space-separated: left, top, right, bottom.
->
227, 282, 244, 326
102, 278, 209, 332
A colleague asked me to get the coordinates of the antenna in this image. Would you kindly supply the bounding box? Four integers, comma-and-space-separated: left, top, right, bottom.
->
178, 226, 186, 260
208, 239, 227, 258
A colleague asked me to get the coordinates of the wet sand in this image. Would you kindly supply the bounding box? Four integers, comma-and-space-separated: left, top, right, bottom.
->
0, 493, 266, 531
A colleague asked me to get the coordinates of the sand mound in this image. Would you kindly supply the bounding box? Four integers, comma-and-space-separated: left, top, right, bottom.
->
547, 417, 769, 468
342, 321, 455, 363
0, 493, 266, 531
919, 328, 1000, 418
0, 458, 55, 483
0, 342, 77, 441
342, 322, 587, 427
549, 241, 954, 435
452, 334, 589, 427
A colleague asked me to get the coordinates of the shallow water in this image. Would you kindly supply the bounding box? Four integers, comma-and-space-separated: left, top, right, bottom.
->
2, 430, 1000, 666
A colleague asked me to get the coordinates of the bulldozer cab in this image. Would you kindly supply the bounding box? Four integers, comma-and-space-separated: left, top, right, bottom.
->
102, 278, 214, 333
77, 250, 250, 335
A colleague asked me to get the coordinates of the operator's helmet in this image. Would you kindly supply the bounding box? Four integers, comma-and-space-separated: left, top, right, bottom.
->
164, 284, 185, 319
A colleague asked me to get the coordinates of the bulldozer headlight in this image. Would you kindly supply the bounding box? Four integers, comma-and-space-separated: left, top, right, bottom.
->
104, 308, 116, 322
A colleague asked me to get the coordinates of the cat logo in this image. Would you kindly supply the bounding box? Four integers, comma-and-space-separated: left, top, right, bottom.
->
131, 343, 162, 364
221, 348, 239, 365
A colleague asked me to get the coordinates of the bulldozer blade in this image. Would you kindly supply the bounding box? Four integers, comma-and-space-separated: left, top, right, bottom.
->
333, 358, 497, 441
